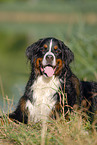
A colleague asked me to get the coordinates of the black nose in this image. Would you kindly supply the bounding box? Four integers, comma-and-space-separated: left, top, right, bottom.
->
46, 55, 54, 62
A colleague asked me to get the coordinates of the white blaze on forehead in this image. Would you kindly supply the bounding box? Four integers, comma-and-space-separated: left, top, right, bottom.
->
49, 39, 53, 52
42, 38, 56, 66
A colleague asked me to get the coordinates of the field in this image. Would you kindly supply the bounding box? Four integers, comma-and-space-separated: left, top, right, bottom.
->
0, 0, 97, 144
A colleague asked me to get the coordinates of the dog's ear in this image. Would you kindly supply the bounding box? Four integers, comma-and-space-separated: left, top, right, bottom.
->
60, 41, 74, 65
64, 44, 74, 64
26, 39, 43, 60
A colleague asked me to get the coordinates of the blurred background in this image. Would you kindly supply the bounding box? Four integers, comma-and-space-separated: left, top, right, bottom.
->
0, 0, 97, 111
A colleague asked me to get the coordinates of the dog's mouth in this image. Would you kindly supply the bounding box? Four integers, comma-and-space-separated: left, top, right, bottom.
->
41, 65, 56, 77
36, 58, 63, 77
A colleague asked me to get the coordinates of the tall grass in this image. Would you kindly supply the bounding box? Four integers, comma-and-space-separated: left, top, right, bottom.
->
0, 107, 97, 145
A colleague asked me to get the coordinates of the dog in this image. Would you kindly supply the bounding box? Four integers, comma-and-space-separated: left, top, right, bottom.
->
5, 37, 97, 124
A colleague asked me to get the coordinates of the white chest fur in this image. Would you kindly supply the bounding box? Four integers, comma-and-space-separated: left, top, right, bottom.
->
26, 75, 60, 122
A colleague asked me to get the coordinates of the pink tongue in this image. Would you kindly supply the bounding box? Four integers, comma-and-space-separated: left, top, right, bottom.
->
44, 66, 54, 77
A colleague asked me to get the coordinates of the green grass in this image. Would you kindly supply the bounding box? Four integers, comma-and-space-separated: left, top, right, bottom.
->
0, 111, 97, 145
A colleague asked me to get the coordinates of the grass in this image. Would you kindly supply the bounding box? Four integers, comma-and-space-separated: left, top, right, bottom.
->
0, 108, 97, 145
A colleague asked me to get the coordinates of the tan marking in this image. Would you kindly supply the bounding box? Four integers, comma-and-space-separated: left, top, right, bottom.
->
36, 58, 43, 68
49, 102, 61, 119
43, 44, 48, 49
55, 59, 65, 76
55, 102, 61, 113
54, 45, 58, 50
19, 97, 29, 123
35, 58, 43, 76
19, 97, 26, 113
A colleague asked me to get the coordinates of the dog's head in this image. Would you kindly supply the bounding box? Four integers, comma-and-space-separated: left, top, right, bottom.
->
26, 37, 74, 77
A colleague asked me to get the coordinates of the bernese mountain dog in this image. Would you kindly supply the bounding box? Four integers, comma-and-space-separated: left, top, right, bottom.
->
5, 37, 97, 123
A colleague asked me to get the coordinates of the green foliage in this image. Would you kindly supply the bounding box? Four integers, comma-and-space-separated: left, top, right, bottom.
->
69, 34, 97, 80
0, 32, 27, 53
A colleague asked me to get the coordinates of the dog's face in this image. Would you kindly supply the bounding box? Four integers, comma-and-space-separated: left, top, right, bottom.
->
26, 37, 74, 77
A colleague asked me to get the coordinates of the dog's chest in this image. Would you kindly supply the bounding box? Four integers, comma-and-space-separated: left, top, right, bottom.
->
26, 76, 60, 122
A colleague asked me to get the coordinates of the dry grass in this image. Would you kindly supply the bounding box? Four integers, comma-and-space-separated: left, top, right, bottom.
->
0, 112, 97, 145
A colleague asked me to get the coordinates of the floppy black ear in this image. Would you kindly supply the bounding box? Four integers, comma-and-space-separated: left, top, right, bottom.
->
61, 41, 74, 65
26, 39, 44, 60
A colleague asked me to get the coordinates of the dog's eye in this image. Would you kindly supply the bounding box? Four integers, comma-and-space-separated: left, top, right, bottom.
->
54, 46, 61, 54
41, 44, 48, 52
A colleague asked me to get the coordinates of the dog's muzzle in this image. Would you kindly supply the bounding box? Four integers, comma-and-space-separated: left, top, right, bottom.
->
41, 52, 56, 77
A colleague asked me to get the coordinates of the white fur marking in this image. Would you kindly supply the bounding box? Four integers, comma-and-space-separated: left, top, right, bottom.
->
26, 75, 60, 123
42, 39, 56, 66
49, 39, 53, 52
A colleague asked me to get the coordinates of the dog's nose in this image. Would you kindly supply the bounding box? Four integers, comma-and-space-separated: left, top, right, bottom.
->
46, 55, 54, 62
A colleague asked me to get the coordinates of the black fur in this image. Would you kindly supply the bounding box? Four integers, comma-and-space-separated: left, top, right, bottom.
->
7, 37, 97, 124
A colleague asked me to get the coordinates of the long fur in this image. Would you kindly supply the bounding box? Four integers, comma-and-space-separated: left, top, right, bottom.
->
5, 37, 97, 124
